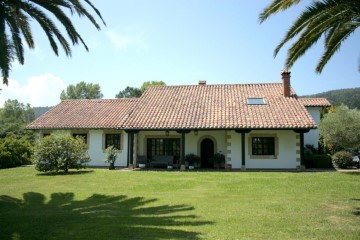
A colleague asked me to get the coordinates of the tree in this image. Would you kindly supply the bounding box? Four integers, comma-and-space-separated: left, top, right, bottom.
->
60, 81, 103, 100
33, 133, 90, 173
140, 81, 166, 93
319, 104, 360, 154
259, 0, 360, 73
115, 81, 166, 98
115, 86, 142, 98
0, 133, 33, 169
0, 0, 105, 85
0, 99, 35, 138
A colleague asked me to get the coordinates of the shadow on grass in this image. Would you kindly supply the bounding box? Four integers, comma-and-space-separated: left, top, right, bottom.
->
351, 199, 360, 216
0, 192, 212, 239
36, 170, 95, 176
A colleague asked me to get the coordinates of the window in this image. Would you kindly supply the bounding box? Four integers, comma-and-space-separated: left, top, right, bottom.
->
247, 97, 266, 105
105, 134, 121, 149
73, 133, 88, 144
147, 138, 180, 161
252, 137, 275, 155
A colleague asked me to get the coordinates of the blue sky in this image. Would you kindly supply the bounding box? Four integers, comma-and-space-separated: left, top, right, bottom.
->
0, 0, 359, 107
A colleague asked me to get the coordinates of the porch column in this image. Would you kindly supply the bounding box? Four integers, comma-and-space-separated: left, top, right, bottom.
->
235, 129, 251, 171
294, 129, 310, 171
241, 132, 246, 170
125, 130, 139, 169
176, 130, 191, 171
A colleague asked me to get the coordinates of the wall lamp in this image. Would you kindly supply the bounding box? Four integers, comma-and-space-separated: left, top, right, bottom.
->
194, 130, 198, 136
165, 130, 170, 136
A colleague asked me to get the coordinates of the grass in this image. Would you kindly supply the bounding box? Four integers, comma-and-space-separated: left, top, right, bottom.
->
0, 167, 359, 239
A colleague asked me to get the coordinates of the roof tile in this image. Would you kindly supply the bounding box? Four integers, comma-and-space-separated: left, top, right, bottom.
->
26, 99, 137, 130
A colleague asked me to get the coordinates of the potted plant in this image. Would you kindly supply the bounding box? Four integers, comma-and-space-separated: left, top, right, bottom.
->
185, 153, 200, 170
210, 152, 225, 169
137, 156, 146, 169
104, 146, 118, 170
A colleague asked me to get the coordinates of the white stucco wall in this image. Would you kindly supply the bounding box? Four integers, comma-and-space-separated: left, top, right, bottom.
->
304, 107, 322, 148
87, 130, 128, 166
243, 130, 299, 169
226, 130, 299, 169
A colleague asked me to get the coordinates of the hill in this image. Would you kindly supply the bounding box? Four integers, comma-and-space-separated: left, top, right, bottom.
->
303, 87, 360, 109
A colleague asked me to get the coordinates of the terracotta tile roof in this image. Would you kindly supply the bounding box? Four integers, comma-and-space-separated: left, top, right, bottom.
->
123, 83, 317, 130
298, 98, 331, 107
26, 99, 137, 130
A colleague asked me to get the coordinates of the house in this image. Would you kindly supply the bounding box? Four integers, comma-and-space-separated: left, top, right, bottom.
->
27, 71, 330, 170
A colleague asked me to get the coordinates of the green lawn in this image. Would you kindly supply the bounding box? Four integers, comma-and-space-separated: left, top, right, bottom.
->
0, 167, 359, 239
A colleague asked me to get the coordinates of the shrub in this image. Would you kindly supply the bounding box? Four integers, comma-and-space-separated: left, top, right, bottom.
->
312, 154, 333, 168
185, 153, 200, 166
332, 151, 354, 169
104, 146, 118, 170
0, 135, 33, 169
210, 152, 225, 168
33, 134, 90, 173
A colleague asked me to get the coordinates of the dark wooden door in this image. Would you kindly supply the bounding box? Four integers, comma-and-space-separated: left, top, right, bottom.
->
201, 138, 214, 168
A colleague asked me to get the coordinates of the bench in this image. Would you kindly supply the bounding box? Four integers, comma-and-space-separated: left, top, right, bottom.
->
150, 155, 173, 168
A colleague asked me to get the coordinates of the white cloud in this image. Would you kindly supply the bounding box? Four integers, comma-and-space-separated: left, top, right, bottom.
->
106, 30, 131, 50
106, 26, 148, 51
0, 73, 66, 107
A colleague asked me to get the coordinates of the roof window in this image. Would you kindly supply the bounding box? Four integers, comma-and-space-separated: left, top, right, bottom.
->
247, 97, 266, 105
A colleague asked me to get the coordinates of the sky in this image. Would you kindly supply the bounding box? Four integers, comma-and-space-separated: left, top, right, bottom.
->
0, 0, 359, 107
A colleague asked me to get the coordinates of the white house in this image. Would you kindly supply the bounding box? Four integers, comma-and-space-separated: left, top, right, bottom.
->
27, 71, 330, 170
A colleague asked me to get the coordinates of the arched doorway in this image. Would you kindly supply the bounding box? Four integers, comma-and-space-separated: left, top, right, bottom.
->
201, 138, 214, 168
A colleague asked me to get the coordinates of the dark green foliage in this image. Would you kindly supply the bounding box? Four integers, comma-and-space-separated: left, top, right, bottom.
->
312, 155, 332, 168
185, 153, 200, 166
0, 99, 35, 138
60, 81, 104, 100
332, 151, 354, 169
33, 134, 90, 173
0, 135, 33, 169
303, 87, 360, 109
115, 86, 142, 98
210, 152, 225, 167
304, 145, 332, 168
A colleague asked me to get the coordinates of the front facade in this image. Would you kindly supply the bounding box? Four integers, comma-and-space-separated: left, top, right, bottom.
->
27, 72, 330, 170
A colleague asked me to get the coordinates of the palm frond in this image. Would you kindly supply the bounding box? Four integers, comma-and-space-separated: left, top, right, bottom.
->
19, 1, 72, 56
259, 0, 301, 23
261, 0, 360, 73
0, 0, 106, 82
317, 23, 358, 73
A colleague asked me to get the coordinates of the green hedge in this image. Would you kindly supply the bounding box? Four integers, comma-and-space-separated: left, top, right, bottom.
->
0, 135, 33, 169
305, 154, 333, 168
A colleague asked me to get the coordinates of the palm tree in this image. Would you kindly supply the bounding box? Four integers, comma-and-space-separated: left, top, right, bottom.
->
0, 0, 105, 85
259, 0, 360, 73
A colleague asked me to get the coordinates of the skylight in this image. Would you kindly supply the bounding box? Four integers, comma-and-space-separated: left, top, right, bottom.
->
247, 97, 266, 105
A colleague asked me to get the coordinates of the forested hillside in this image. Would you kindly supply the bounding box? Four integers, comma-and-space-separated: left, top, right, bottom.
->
303, 87, 360, 109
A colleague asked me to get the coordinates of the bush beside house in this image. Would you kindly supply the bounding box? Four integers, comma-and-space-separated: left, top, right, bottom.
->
0, 135, 33, 169
33, 134, 90, 173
